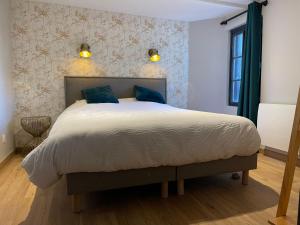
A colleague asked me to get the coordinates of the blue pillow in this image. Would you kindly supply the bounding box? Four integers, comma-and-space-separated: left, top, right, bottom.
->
82, 85, 119, 104
134, 85, 166, 104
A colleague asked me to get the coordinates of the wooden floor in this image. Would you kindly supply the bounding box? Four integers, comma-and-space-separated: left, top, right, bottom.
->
0, 154, 299, 225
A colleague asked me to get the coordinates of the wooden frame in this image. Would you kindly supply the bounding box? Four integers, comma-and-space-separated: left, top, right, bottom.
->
228, 24, 246, 107
269, 88, 300, 225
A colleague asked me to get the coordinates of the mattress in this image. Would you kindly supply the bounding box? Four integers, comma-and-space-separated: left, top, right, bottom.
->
22, 99, 261, 188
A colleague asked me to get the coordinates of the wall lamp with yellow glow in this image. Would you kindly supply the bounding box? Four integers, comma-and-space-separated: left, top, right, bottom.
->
79, 43, 92, 58
148, 49, 160, 62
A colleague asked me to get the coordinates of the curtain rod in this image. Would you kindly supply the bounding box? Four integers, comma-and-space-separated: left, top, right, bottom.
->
220, 0, 268, 25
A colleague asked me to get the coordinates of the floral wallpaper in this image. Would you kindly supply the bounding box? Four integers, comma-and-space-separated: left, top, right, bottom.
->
11, 0, 189, 147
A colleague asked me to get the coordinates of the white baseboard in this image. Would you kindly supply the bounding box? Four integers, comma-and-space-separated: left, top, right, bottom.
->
0, 149, 14, 164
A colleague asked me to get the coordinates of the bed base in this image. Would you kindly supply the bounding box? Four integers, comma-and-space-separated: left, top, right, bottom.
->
176, 154, 257, 195
67, 154, 257, 213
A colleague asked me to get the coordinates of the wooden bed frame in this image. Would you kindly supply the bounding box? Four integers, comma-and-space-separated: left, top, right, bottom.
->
64, 76, 258, 213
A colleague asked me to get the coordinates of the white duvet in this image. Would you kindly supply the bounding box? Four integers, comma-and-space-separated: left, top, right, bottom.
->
22, 99, 261, 188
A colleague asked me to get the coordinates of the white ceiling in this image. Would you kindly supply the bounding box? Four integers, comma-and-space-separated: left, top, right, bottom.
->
31, 0, 252, 21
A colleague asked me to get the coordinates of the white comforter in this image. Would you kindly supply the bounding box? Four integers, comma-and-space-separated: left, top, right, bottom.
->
22, 99, 261, 188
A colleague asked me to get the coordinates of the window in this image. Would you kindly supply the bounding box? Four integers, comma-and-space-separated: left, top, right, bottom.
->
229, 25, 246, 106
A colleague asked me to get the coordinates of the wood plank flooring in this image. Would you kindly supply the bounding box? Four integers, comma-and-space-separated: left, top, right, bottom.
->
0, 154, 299, 225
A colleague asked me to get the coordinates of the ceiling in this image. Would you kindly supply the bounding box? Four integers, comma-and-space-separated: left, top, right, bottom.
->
31, 0, 252, 21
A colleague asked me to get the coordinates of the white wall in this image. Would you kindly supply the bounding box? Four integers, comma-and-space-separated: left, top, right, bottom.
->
0, 0, 14, 163
261, 0, 300, 104
189, 0, 300, 114
188, 16, 245, 114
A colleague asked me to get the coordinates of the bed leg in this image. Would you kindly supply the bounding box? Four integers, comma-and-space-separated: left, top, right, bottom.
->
177, 178, 184, 195
72, 194, 82, 213
242, 170, 249, 185
161, 181, 168, 198
231, 172, 240, 180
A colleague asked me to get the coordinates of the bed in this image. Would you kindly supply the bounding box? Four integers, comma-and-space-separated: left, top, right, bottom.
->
22, 76, 260, 213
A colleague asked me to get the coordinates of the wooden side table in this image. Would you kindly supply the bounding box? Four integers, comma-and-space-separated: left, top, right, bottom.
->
21, 116, 51, 154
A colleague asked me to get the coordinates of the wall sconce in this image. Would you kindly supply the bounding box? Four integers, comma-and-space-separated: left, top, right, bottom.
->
79, 43, 92, 58
148, 49, 160, 62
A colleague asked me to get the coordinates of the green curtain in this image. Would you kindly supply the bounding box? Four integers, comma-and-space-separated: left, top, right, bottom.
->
237, 2, 263, 126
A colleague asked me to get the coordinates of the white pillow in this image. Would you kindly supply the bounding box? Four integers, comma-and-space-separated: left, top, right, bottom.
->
75, 99, 87, 104
118, 98, 137, 103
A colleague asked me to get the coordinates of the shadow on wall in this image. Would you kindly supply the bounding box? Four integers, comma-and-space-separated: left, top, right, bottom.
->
66, 58, 106, 76
65, 59, 167, 78
139, 64, 166, 78
0, 85, 9, 133
0, 68, 13, 135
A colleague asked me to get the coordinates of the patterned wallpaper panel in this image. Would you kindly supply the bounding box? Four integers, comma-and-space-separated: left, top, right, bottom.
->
11, 0, 189, 146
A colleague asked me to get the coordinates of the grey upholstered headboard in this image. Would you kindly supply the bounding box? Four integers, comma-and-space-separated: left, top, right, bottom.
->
64, 76, 167, 107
